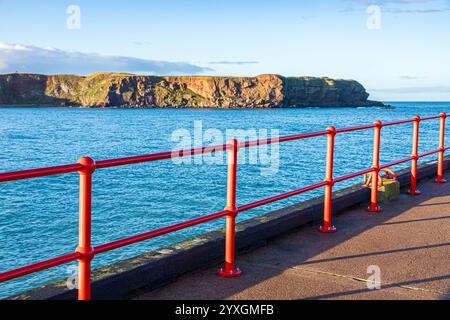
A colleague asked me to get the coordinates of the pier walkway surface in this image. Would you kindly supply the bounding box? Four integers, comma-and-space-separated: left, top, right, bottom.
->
135, 173, 450, 300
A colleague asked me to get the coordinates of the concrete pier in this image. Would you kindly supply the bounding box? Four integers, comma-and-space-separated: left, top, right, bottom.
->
135, 173, 450, 300
10, 158, 450, 300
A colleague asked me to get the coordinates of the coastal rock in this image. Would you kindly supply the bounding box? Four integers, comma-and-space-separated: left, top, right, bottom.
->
0, 72, 383, 108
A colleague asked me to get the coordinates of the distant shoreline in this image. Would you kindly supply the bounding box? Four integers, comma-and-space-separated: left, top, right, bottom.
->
1, 72, 383, 109
0, 104, 391, 109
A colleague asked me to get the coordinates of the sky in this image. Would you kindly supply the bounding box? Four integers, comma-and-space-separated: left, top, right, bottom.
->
0, 0, 449, 101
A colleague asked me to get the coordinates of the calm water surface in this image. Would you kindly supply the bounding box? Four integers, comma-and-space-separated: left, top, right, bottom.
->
1, 102, 449, 297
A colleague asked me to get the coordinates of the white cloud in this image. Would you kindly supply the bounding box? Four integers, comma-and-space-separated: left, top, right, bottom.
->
0, 42, 211, 75
0, 42, 31, 51
209, 61, 260, 65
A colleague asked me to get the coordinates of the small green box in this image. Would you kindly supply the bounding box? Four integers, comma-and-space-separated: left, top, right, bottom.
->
377, 179, 400, 203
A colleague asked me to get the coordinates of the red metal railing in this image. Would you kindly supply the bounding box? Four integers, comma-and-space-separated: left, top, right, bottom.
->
0, 112, 448, 300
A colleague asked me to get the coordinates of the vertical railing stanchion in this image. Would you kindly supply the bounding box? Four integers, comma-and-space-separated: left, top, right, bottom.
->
408, 116, 422, 195
218, 139, 242, 277
435, 112, 447, 184
367, 121, 383, 212
3, 112, 450, 294
319, 126, 337, 233
77, 157, 96, 300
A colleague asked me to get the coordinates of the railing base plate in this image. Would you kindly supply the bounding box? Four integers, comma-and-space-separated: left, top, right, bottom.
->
218, 267, 242, 278
318, 225, 337, 233
366, 206, 382, 213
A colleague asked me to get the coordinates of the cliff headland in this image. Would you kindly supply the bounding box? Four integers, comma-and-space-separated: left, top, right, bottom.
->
0, 73, 383, 108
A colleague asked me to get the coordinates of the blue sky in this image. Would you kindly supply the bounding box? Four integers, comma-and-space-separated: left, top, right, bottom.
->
0, 0, 449, 101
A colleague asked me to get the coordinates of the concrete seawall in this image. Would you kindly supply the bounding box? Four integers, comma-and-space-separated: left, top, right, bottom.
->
9, 156, 450, 300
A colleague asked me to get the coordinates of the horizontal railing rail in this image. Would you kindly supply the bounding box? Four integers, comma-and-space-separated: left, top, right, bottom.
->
0, 113, 448, 300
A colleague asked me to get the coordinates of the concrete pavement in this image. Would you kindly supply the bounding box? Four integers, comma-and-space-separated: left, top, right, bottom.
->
134, 173, 450, 300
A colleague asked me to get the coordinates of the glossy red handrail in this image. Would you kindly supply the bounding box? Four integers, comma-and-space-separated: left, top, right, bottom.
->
419, 149, 440, 158
0, 163, 83, 182
0, 112, 448, 300
96, 144, 229, 169
334, 168, 375, 184
237, 181, 329, 213
94, 210, 229, 255
380, 156, 414, 170
0, 252, 81, 283
382, 118, 415, 127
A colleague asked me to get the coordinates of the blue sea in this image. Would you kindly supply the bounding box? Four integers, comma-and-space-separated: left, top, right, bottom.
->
1, 102, 449, 298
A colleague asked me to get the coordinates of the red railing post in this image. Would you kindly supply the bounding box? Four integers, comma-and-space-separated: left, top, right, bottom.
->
4, 112, 450, 294
76, 157, 95, 300
319, 126, 337, 233
435, 112, 447, 184
408, 116, 422, 195
367, 120, 383, 212
218, 139, 242, 277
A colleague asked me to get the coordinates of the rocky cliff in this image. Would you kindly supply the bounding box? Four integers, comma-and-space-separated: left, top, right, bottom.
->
0, 73, 382, 108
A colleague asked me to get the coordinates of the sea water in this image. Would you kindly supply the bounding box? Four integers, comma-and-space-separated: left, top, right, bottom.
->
0, 102, 449, 297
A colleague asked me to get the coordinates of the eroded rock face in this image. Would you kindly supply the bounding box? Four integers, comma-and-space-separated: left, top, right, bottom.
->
164, 74, 284, 108
282, 77, 371, 107
0, 72, 381, 108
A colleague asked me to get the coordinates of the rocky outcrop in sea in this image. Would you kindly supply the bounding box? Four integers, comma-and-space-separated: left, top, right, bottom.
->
0, 73, 383, 108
